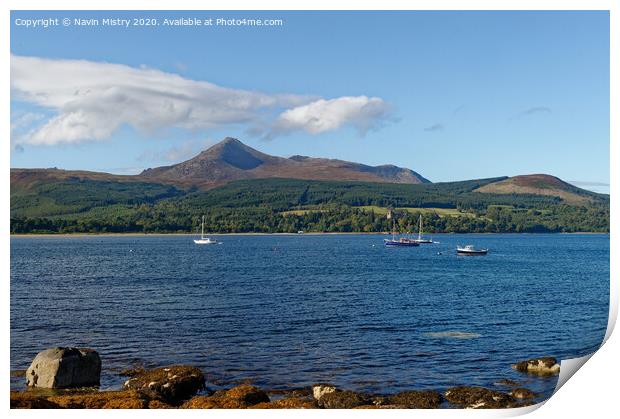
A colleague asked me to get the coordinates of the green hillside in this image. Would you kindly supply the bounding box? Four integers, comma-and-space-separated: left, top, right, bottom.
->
10, 176, 610, 234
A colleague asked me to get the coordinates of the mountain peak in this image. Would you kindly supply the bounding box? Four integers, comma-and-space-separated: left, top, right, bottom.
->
198, 137, 264, 170
219, 137, 243, 146
140, 137, 430, 188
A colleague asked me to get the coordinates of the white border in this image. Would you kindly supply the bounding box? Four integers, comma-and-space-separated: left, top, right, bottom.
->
3, 1, 617, 418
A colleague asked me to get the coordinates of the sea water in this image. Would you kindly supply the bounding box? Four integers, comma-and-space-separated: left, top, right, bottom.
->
10, 234, 609, 401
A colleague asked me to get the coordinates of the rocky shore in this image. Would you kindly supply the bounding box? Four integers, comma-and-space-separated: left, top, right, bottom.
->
11, 347, 560, 409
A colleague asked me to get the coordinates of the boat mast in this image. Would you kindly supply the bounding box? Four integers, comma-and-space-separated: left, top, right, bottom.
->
201, 215, 205, 239
418, 214, 423, 240
392, 218, 396, 240
387, 209, 396, 240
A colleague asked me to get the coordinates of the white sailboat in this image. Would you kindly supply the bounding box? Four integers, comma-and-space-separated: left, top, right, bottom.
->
413, 214, 433, 244
194, 216, 217, 245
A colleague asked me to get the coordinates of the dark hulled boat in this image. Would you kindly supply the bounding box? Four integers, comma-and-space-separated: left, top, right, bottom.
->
383, 212, 420, 247
384, 237, 420, 247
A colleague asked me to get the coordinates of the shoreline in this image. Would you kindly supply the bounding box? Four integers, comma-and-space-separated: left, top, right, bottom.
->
10, 231, 609, 238
10, 369, 547, 409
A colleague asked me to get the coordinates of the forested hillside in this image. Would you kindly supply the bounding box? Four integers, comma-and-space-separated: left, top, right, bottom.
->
10, 177, 610, 234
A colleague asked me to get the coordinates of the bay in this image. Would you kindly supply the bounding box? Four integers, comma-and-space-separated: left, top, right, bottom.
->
10, 233, 609, 401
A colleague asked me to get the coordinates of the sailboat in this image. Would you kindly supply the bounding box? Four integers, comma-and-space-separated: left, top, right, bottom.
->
194, 216, 217, 245
384, 213, 419, 247
413, 214, 433, 244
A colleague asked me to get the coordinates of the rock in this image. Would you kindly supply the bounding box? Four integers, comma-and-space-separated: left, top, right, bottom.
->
10, 391, 62, 409
123, 365, 206, 404
388, 390, 443, 408
224, 385, 270, 405
511, 388, 536, 400
371, 395, 389, 406
182, 384, 270, 409
148, 399, 173, 408
26, 347, 101, 389
312, 383, 337, 400
46, 390, 150, 408
513, 357, 560, 375
494, 379, 520, 387
317, 390, 373, 409
181, 396, 246, 409
445, 386, 517, 409
250, 397, 318, 409
290, 387, 313, 399
353, 404, 405, 409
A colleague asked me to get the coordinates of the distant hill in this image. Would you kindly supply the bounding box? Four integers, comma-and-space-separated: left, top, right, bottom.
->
139, 137, 430, 188
474, 174, 601, 204
10, 137, 609, 234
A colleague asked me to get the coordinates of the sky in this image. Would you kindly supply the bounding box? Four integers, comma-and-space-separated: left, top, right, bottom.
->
10, 10, 610, 193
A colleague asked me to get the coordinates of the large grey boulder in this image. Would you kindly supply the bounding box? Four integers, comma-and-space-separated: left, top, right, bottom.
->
26, 347, 101, 388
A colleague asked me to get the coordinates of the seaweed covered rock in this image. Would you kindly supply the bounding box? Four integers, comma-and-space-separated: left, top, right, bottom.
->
10, 391, 62, 409
224, 385, 270, 405
181, 385, 269, 409
123, 365, 205, 404
250, 397, 318, 409
317, 390, 372, 409
444, 386, 517, 409
46, 390, 150, 408
511, 388, 535, 400
513, 357, 560, 375
181, 395, 246, 409
388, 390, 443, 408
147, 399, 174, 408
353, 404, 405, 409
26, 347, 101, 389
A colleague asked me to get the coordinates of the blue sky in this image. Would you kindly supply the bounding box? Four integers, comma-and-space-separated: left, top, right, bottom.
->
10, 11, 610, 192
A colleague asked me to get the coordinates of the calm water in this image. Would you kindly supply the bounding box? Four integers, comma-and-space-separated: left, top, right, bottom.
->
10, 234, 609, 401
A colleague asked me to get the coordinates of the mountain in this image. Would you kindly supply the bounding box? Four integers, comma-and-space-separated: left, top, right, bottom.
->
139, 137, 430, 188
474, 174, 600, 204
10, 137, 609, 234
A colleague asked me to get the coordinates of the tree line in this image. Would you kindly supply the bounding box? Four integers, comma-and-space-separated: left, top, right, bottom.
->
10, 203, 610, 234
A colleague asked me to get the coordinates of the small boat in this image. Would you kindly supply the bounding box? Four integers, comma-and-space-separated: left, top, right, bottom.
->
194, 216, 217, 245
456, 245, 488, 256
384, 215, 419, 247
384, 237, 420, 247
413, 214, 433, 244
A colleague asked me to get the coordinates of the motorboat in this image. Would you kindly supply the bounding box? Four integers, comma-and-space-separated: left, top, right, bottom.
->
456, 245, 488, 255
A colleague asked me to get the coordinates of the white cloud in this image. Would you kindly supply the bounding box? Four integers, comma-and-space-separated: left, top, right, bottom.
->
11, 55, 392, 145
10, 112, 46, 132
270, 96, 391, 137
